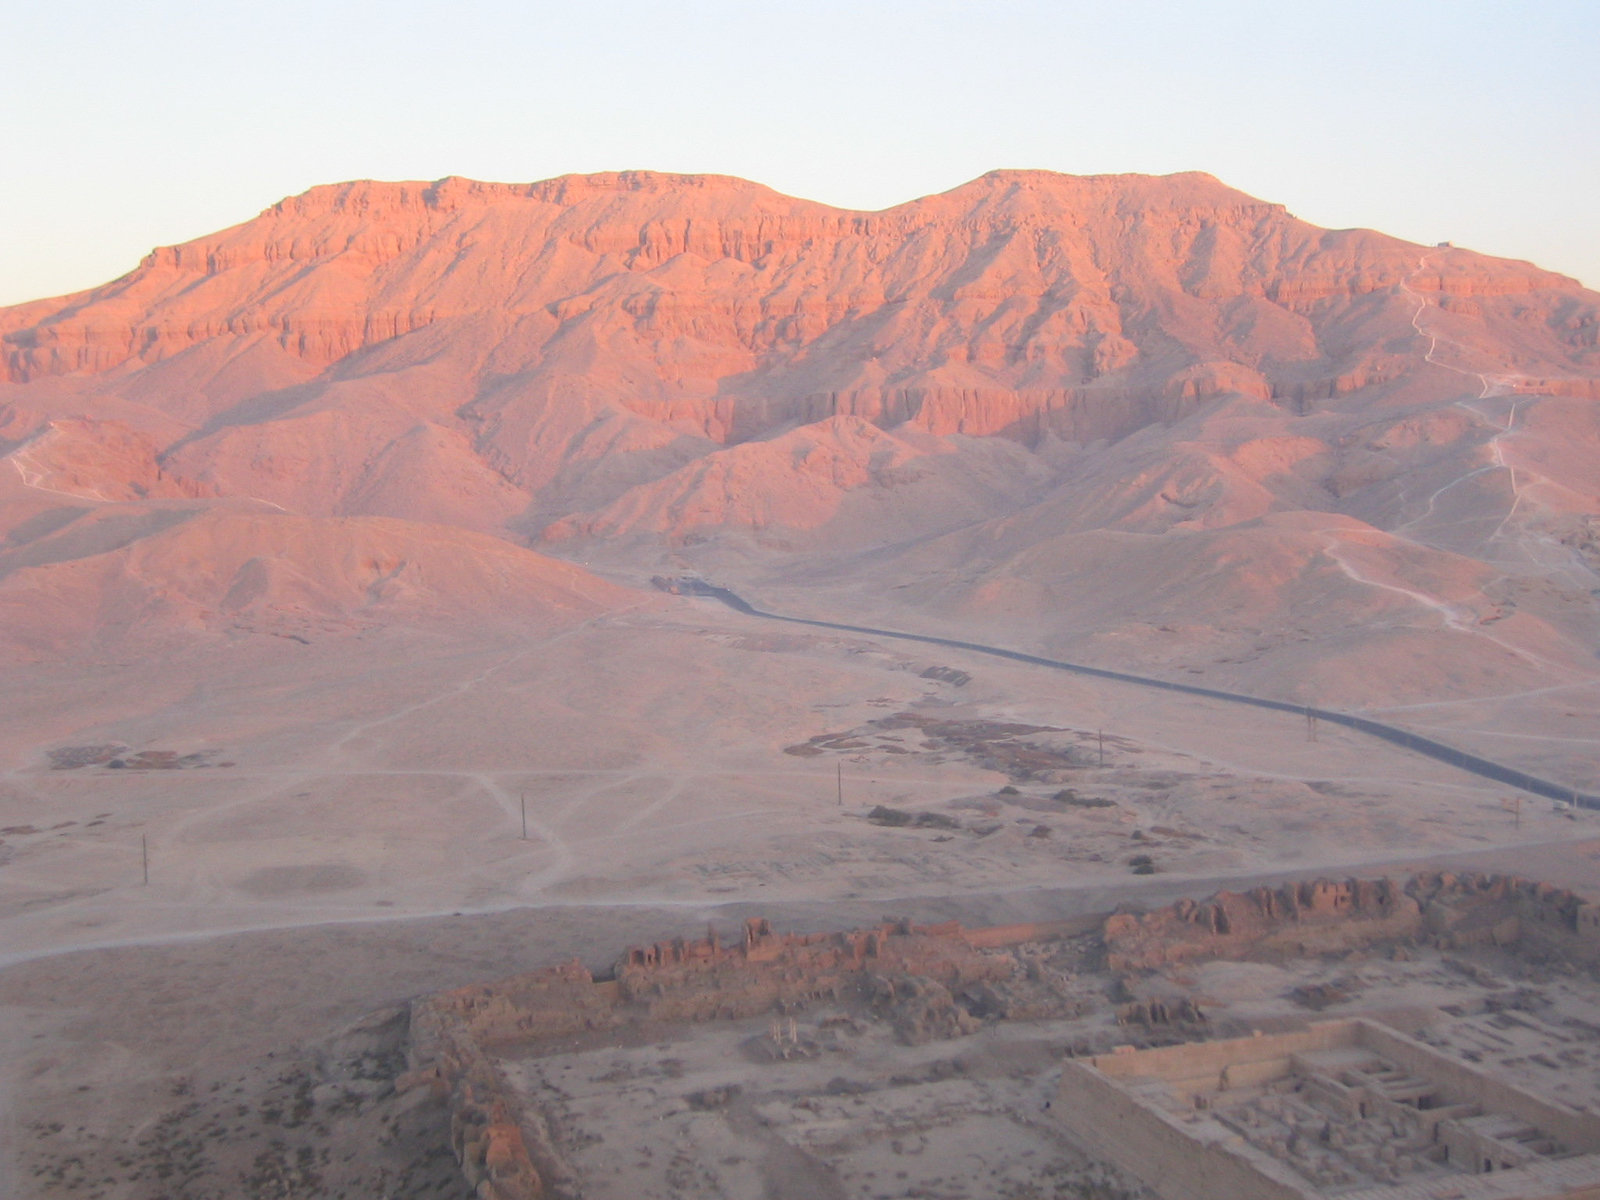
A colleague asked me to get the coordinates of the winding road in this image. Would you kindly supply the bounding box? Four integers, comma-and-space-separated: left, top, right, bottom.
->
669, 579, 1600, 811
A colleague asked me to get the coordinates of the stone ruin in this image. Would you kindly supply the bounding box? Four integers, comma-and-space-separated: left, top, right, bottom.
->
1059, 1019, 1600, 1200
400, 915, 1068, 1200
613, 915, 1015, 1025
1104, 872, 1600, 972
400, 875, 1600, 1200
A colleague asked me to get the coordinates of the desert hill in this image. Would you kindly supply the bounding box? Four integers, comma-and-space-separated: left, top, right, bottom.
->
0, 496, 629, 660
0, 168, 1597, 711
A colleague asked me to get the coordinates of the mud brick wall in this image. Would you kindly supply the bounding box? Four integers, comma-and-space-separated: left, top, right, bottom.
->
1105, 874, 1599, 971
1056, 1053, 1314, 1200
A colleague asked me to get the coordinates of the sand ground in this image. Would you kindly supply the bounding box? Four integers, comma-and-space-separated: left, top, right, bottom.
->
2, 596, 1598, 1197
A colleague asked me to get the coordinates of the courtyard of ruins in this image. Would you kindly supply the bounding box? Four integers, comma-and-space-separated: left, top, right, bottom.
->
392, 873, 1600, 1200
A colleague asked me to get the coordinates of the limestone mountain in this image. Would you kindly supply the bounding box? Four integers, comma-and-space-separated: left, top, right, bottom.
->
1, 169, 1596, 708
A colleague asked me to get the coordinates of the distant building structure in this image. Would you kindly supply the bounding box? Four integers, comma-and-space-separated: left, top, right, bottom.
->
1056, 1018, 1600, 1200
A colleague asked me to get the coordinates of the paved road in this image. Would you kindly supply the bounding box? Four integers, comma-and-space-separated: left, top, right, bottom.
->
668, 579, 1599, 811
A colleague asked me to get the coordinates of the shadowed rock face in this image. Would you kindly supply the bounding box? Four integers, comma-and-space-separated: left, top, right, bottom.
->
1, 169, 1597, 711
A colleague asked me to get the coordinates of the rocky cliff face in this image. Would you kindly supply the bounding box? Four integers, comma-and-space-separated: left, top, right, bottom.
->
6, 169, 1593, 490
2, 169, 1597, 706
8, 170, 1593, 421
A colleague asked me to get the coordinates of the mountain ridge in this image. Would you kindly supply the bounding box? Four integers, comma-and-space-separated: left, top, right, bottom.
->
5, 169, 1589, 388
0, 168, 1595, 721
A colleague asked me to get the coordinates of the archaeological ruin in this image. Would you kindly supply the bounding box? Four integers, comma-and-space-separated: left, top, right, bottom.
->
398, 873, 1600, 1200
1059, 1020, 1600, 1200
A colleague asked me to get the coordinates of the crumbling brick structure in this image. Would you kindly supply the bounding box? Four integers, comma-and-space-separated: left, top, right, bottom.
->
1104, 873, 1600, 971
404, 916, 1044, 1199
615, 916, 1014, 1022
1057, 1019, 1600, 1200
402, 875, 1600, 1200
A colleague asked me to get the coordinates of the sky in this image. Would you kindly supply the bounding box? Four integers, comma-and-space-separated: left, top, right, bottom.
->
2, 0, 1596, 307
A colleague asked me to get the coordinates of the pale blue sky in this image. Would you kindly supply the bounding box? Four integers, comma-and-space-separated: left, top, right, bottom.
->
3, 0, 1596, 306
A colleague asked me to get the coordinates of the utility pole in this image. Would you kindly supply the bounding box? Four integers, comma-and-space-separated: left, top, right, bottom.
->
141, 835, 148, 886
837, 761, 843, 807
1097, 730, 1104, 767
521, 793, 528, 840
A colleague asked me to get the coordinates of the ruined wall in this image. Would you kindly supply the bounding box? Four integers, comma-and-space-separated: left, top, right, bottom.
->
614, 917, 1014, 1022
1356, 1021, 1600, 1156
1060, 1020, 1600, 1200
1104, 878, 1419, 970
399, 1019, 556, 1200
1412, 873, 1600, 963
1104, 874, 1600, 971
401, 964, 608, 1200
410, 959, 616, 1053
1086, 1023, 1357, 1091
404, 875, 1599, 1200
964, 918, 1096, 948
405, 916, 1039, 1200
1056, 1055, 1314, 1200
